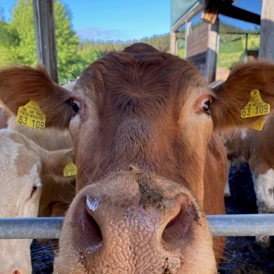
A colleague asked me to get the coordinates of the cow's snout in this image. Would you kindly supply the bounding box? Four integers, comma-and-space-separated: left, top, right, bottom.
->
81, 184, 198, 256
12, 271, 23, 274
0, 254, 28, 274
0, 270, 23, 274
0, 253, 32, 274
55, 171, 216, 274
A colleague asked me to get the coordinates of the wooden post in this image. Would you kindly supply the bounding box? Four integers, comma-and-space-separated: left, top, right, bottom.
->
184, 21, 191, 58
201, 0, 219, 24
259, 0, 274, 61
33, 0, 58, 83
244, 33, 248, 63
170, 31, 177, 55
205, 18, 219, 83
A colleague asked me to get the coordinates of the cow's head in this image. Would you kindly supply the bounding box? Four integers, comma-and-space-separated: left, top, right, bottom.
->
0, 129, 73, 274
1, 43, 274, 273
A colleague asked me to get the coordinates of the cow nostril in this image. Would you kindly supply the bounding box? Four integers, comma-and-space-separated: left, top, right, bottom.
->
13, 270, 22, 274
84, 202, 103, 252
162, 203, 196, 247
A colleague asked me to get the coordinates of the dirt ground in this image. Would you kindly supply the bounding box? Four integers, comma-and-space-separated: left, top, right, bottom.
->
218, 164, 274, 274
31, 163, 274, 274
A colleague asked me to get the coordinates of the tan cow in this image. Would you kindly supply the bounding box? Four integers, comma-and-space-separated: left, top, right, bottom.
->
1, 44, 274, 273
7, 117, 76, 224
7, 121, 75, 218
1, 81, 76, 222
0, 129, 73, 274
221, 113, 274, 247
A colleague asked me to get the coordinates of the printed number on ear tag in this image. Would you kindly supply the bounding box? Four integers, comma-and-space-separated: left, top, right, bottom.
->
241, 89, 270, 118
16, 100, 46, 129
63, 162, 77, 177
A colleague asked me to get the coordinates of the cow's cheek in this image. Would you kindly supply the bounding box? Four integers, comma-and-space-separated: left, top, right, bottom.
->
69, 115, 82, 147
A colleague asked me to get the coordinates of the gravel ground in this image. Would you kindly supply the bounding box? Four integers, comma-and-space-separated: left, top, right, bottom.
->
31, 163, 274, 273
31, 240, 53, 274
218, 164, 274, 274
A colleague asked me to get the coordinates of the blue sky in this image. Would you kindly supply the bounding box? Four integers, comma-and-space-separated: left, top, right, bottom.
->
0, 0, 262, 41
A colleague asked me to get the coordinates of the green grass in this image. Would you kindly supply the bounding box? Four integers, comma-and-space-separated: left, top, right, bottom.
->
217, 35, 260, 68
177, 35, 260, 69
177, 48, 185, 59
217, 51, 244, 68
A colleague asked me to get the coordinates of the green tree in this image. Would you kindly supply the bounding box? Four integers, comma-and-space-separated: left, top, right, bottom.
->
9, 0, 37, 65
54, 1, 81, 83
0, 0, 81, 83
0, 7, 19, 65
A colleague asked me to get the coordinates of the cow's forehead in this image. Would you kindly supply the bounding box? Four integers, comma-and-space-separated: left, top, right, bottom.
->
0, 130, 41, 177
75, 51, 206, 100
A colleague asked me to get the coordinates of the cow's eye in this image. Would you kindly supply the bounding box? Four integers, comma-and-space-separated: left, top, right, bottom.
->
201, 99, 211, 112
71, 99, 80, 114
30, 182, 40, 199
195, 95, 213, 115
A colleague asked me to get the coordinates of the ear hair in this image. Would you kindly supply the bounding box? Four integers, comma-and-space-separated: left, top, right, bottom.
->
210, 61, 274, 129
41, 148, 75, 178
0, 65, 74, 128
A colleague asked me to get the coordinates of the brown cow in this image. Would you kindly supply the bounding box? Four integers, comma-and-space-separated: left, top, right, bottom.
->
1, 44, 274, 273
221, 112, 274, 247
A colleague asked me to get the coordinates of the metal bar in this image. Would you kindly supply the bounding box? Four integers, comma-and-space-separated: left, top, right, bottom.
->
221, 32, 260, 35
244, 33, 248, 63
205, 18, 219, 83
32, 0, 58, 83
184, 21, 192, 59
171, 1, 204, 32
219, 4, 261, 25
0, 217, 63, 239
170, 31, 177, 55
259, 0, 274, 61
0, 215, 274, 239
208, 214, 274, 237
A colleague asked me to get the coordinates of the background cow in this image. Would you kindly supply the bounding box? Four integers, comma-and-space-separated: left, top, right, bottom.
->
7, 81, 76, 223
221, 113, 274, 247
0, 81, 76, 224
0, 129, 73, 274
1, 44, 274, 273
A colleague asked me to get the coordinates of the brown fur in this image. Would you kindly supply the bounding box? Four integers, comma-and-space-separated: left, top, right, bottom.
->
0, 65, 73, 128
204, 134, 227, 262
124, 42, 160, 53
222, 112, 274, 181
76, 50, 207, 191
211, 61, 274, 129
0, 107, 10, 129
9, 131, 74, 179
2, 44, 274, 272
73, 47, 227, 264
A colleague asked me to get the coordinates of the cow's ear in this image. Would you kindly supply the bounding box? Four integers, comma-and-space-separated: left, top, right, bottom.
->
210, 61, 274, 129
0, 66, 73, 128
41, 148, 75, 179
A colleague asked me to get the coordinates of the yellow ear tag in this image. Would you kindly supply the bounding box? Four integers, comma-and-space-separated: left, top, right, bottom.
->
251, 119, 265, 131
16, 100, 46, 129
63, 162, 77, 177
241, 89, 270, 119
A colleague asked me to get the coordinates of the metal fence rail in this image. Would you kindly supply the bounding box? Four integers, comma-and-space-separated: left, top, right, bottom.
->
0, 217, 63, 239
0, 214, 274, 239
